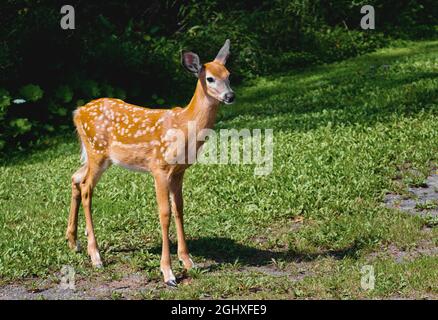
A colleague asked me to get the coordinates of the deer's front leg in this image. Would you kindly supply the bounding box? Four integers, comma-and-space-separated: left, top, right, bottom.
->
154, 173, 176, 287
170, 173, 195, 271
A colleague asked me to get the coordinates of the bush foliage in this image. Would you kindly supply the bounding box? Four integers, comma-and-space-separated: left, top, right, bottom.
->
0, 0, 436, 151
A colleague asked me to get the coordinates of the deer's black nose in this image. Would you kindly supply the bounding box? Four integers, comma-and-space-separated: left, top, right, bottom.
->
224, 92, 235, 104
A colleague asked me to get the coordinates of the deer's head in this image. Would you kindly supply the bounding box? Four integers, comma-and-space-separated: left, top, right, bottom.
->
182, 39, 235, 104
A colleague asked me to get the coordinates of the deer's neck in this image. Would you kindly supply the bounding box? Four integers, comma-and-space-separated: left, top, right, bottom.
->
183, 80, 220, 131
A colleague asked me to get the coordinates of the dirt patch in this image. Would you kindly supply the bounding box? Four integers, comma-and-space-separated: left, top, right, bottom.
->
366, 239, 438, 264
384, 172, 438, 218
380, 170, 438, 264
0, 271, 163, 300
0, 283, 88, 300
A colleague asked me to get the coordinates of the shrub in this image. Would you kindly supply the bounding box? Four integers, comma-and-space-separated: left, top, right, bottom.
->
48, 100, 68, 117
113, 87, 127, 100
9, 118, 32, 137
100, 83, 115, 98
18, 84, 44, 102
54, 85, 74, 103
79, 80, 101, 99
0, 88, 11, 118
76, 99, 85, 107
302, 27, 388, 63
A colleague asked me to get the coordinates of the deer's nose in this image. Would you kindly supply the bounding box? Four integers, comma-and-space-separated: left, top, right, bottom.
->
224, 92, 235, 104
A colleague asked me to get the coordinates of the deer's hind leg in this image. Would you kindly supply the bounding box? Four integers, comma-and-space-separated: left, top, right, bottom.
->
66, 165, 88, 251
80, 156, 110, 268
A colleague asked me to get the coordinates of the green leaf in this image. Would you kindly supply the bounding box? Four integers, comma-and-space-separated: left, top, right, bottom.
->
0, 88, 11, 115
54, 85, 74, 103
9, 118, 32, 136
18, 84, 43, 102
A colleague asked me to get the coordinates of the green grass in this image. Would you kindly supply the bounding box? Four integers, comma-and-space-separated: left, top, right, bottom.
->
1, 40, 438, 299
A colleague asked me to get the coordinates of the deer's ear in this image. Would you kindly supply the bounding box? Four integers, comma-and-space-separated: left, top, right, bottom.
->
181, 51, 202, 77
214, 39, 230, 65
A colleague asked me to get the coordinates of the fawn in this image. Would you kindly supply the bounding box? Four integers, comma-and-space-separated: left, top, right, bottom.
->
66, 40, 234, 286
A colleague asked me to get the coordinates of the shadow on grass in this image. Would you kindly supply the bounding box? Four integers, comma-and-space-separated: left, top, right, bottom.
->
218, 41, 438, 131
0, 131, 78, 167
150, 236, 367, 269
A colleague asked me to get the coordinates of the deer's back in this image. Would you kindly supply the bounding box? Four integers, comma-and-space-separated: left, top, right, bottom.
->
74, 98, 186, 173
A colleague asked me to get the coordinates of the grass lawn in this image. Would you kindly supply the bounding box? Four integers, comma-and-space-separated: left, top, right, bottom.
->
0, 40, 437, 299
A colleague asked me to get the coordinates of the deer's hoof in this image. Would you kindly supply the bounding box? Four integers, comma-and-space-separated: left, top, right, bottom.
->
179, 257, 195, 271
161, 268, 177, 287
90, 251, 103, 268
67, 239, 81, 252
92, 259, 103, 269
165, 279, 178, 288
74, 242, 81, 253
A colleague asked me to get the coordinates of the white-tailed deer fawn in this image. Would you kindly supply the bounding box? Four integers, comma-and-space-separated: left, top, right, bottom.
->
66, 40, 234, 286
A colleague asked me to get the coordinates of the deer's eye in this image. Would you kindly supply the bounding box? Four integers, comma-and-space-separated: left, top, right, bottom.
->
206, 77, 215, 83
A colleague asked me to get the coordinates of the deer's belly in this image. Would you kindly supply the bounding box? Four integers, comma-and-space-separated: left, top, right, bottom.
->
109, 144, 151, 172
